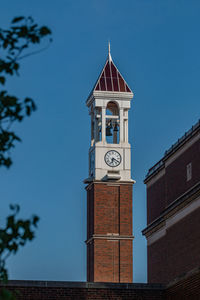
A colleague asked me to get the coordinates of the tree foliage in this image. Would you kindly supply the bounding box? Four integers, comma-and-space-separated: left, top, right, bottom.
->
0, 16, 52, 299
0, 205, 39, 283
0, 16, 51, 167
0, 205, 39, 300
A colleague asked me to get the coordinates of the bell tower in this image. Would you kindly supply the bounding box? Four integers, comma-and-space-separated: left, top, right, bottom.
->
85, 45, 135, 283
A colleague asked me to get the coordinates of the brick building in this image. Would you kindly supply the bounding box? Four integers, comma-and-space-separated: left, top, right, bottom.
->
2, 266, 200, 299
142, 119, 200, 285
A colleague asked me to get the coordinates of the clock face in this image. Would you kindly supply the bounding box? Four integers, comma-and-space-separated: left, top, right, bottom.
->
104, 150, 121, 167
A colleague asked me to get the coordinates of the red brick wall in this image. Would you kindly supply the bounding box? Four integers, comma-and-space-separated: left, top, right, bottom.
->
147, 137, 200, 224
119, 240, 133, 282
94, 184, 120, 235
94, 239, 120, 282
148, 207, 200, 284
86, 183, 133, 283
119, 185, 133, 236
165, 139, 200, 207
1, 281, 165, 300
147, 175, 166, 224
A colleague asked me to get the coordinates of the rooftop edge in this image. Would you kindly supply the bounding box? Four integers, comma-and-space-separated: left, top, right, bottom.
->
145, 119, 200, 182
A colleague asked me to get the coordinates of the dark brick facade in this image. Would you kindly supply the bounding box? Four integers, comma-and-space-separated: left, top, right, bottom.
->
2, 268, 200, 299
143, 120, 200, 284
166, 267, 200, 300
165, 139, 200, 207
86, 182, 133, 283
147, 174, 165, 224
148, 206, 200, 284
147, 136, 200, 224
1, 281, 165, 300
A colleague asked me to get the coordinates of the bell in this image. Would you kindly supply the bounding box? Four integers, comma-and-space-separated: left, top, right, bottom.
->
106, 123, 112, 136
113, 123, 118, 132
106, 121, 113, 136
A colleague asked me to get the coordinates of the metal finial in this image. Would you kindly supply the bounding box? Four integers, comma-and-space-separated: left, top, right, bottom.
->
108, 41, 112, 61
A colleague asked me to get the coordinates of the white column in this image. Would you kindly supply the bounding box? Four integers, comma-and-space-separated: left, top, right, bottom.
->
124, 110, 128, 143
94, 111, 98, 143
102, 107, 106, 142
91, 113, 94, 146
120, 108, 124, 143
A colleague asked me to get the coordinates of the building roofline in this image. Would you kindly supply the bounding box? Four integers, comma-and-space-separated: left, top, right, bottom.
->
144, 119, 200, 182
2, 280, 164, 290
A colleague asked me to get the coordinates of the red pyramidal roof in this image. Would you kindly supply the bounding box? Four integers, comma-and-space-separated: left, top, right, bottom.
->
92, 51, 132, 94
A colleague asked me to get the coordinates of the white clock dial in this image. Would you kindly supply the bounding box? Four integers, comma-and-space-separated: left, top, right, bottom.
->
104, 150, 121, 167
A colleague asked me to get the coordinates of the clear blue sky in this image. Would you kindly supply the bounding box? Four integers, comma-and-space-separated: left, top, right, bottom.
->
1, 0, 200, 283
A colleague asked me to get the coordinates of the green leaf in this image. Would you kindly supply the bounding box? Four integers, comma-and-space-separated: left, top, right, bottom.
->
2, 158, 12, 168
3, 40, 9, 49
26, 106, 31, 116
7, 215, 14, 227
30, 35, 40, 43
0, 76, 5, 85
18, 26, 28, 37
9, 204, 15, 211
13, 63, 19, 71
33, 215, 39, 226
39, 26, 51, 36
9, 204, 20, 214
11, 16, 25, 24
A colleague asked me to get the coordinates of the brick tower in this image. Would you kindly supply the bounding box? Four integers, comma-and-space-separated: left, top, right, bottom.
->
84, 45, 135, 283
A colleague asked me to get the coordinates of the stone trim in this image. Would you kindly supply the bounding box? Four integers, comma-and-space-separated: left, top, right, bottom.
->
85, 180, 134, 190
145, 194, 200, 245
142, 181, 200, 238
146, 168, 165, 188
85, 234, 134, 244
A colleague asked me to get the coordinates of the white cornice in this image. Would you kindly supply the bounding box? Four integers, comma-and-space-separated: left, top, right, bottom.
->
86, 91, 133, 107
146, 195, 200, 246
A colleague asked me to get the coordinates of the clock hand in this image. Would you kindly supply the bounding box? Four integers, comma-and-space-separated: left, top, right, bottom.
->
113, 158, 119, 163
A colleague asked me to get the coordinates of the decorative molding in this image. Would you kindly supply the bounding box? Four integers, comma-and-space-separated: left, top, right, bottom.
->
146, 195, 200, 246
85, 234, 134, 244
165, 133, 200, 167
85, 180, 135, 190
143, 181, 200, 236
146, 168, 165, 188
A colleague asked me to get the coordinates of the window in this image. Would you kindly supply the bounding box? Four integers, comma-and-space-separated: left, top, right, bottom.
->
186, 163, 192, 181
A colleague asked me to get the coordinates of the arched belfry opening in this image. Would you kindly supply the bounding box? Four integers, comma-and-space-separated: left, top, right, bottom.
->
106, 101, 119, 144
90, 100, 129, 146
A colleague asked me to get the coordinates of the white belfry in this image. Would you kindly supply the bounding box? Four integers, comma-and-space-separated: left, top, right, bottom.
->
85, 47, 134, 182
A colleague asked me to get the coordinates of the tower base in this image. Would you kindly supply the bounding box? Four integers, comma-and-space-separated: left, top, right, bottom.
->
85, 181, 134, 283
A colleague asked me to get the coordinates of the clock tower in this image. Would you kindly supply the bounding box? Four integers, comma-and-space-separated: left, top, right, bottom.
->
85, 45, 135, 283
